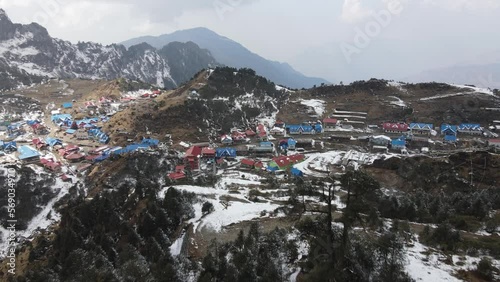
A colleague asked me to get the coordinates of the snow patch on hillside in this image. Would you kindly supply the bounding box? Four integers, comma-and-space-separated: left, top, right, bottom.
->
421, 84, 498, 101
275, 85, 293, 92
0, 173, 75, 258
451, 84, 495, 96
170, 232, 186, 256
405, 241, 461, 281
158, 174, 282, 232
389, 96, 407, 107
388, 81, 408, 93
300, 99, 326, 117
405, 239, 500, 282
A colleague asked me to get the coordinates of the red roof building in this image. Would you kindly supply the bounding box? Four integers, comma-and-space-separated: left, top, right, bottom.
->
77, 163, 92, 172
383, 122, 409, 133
323, 118, 338, 125
201, 147, 216, 158
65, 144, 79, 152
44, 161, 62, 172
175, 165, 185, 173
65, 153, 85, 162
489, 139, 500, 148
85, 155, 100, 161
257, 124, 267, 134
168, 172, 186, 180
270, 154, 305, 170
232, 131, 247, 142
274, 121, 285, 128
184, 146, 202, 170
245, 129, 257, 137
32, 138, 48, 149
61, 174, 72, 182
241, 158, 256, 167
32, 123, 46, 134
58, 148, 68, 157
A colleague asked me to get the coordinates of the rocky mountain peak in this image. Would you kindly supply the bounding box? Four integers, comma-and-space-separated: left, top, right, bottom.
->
0, 9, 217, 91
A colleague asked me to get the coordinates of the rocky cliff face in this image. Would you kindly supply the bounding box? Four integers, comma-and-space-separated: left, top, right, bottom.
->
0, 9, 217, 90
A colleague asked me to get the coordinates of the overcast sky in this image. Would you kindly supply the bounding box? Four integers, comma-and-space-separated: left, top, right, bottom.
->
1, 0, 499, 83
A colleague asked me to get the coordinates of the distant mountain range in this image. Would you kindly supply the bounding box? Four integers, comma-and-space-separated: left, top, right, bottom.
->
121, 27, 330, 89
0, 9, 216, 90
404, 63, 500, 89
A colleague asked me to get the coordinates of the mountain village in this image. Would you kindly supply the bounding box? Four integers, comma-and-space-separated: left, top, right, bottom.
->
0, 6, 500, 281
1, 81, 499, 184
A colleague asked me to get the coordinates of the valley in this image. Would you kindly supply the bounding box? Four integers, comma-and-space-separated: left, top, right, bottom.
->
0, 66, 499, 281
0, 6, 499, 281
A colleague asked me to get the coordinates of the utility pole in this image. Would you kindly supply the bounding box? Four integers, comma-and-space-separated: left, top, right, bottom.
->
470, 152, 473, 187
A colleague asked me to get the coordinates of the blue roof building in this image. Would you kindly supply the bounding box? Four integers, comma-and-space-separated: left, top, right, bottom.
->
94, 153, 110, 163
26, 120, 40, 126
88, 129, 110, 144
62, 102, 73, 109
441, 124, 458, 136
391, 138, 406, 150
51, 114, 72, 124
1, 141, 17, 151
46, 137, 62, 147
444, 135, 457, 143
216, 148, 237, 158
458, 123, 483, 135
409, 123, 434, 134
142, 138, 159, 146
18, 145, 40, 161
288, 125, 316, 135
260, 141, 273, 147
314, 123, 323, 133
458, 123, 481, 130
291, 167, 304, 177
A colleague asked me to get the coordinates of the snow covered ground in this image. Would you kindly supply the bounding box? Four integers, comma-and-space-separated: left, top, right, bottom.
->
276, 85, 294, 92
451, 84, 496, 96
420, 93, 471, 101
405, 239, 500, 282
0, 170, 76, 258
122, 89, 152, 99
333, 109, 367, 115
421, 84, 498, 101
292, 150, 398, 177
405, 241, 462, 281
299, 99, 326, 117
389, 96, 407, 107
170, 232, 186, 256
158, 171, 282, 233
330, 114, 367, 119
388, 81, 408, 93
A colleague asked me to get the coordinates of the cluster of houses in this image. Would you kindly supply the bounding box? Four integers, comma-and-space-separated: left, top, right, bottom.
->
221, 119, 341, 146
371, 121, 499, 151
383, 122, 485, 139
0, 119, 49, 139
168, 140, 306, 181
51, 113, 110, 144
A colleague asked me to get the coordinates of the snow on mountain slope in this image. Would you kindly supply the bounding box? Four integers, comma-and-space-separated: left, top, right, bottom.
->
0, 165, 76, 258
158, 170, 283, 233
405, 239, 500, 282
0, 9, 215, 90
450, 83, 496, 96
